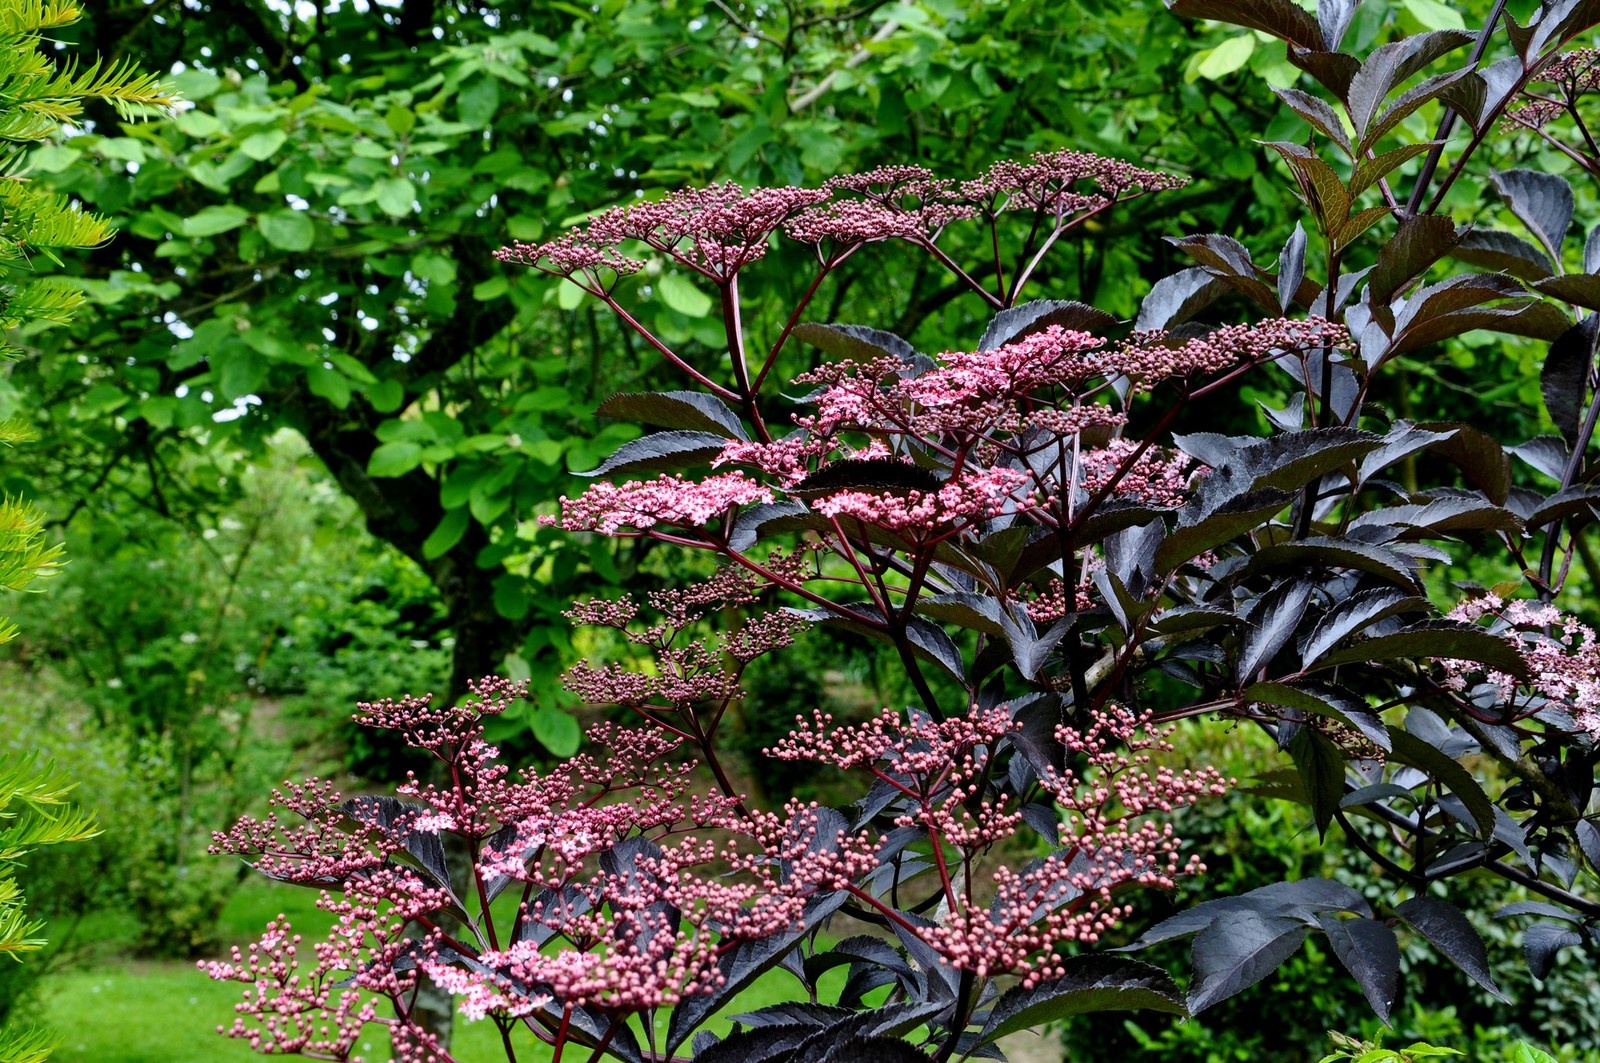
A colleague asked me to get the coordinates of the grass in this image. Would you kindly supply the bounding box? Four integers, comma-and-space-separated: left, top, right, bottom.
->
33, 876, 850, 1063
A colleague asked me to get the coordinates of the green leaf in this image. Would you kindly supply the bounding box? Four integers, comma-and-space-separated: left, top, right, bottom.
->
530, 708, 581, 757
375, 177, 417, 217
556, 278, 586, 309
256, 209, 315, 252
473, 276, 509, 301
422, 508, 469, 559
307, 363, 351, 408
385, 105, 416, 137
1402, 0, 1466, 30
493, 575, 532, 620
367, 379, 405, 413
239, 129, 289, 160
217, 350, 267, 400
28, 145, 81, 173
367, 441, 423, 477
657, 272, 714, 317
1197, 35, 1257, 79
182, 206, 251, 237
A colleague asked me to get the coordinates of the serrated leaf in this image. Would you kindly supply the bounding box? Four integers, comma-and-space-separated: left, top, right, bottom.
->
1274, 90, 1351, 154
1156, 489, 1291, 572
1492, 169, 1574, 263
578, 430, 730, 477
1540, 318, 1597, 446
1369, 215, 1460, 303
1288, 727, 1346, 837
595, 390, 747, 440
1317, 915, 1401, 1021
1394, 895, 1505, 999
1314, 620, 1529, 680
1451, 229, 1555, 281
1245, 681, 1391, 752
1250, 538, 1420, 590
1531, 273, 1600, 319
979, 299, 1116, 349
1301, 588, 1428, 667
1135, 267, 1229, 330
1188, 911, 1309, 1013
1165, 0, 1324, 49
1240, 580, 1313, 680
977, 956, 1184, 1046
1388, 728, 1496, 839
791, 322, 916, 363
1524, 923, 1584, 980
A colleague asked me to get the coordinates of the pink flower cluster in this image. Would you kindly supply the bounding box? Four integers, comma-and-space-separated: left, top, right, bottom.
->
546, 471, 772, 533
1077, 439, 1199, 508
768, 703, 1226, 986
497, 182, 829, 281
1505, 49, 1600, 131
1446, 595, 1600, 737
812, 465, 1033, 533
204, 679, 885, 1057
495, 150, 1187, 283
562, 566, 809, 713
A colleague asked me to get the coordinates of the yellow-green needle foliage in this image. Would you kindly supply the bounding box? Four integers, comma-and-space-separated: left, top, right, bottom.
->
0, 0, 174, 354
0, 4, 169, 1060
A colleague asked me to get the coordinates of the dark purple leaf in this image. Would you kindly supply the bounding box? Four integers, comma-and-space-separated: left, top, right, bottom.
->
1300, 588, 1430, 667
1274, 89, 1351, 154
1318, 0, 1357, 49
977, 955, 1185, 1046
1368, 215, 1461, 303
1540, 318, 1597, 446
594, 390, 747, 440
1315, 620, 1529, 680
1249, 538, 1421, 590
1155, 489, 1292, 572
1288, 727, 1346, 837
1525, 923, 1585, 980
1451, 228, 1556, 281
1512, 435, 1571, 481
1387, 729, 1497, 839
791, 322, 916, 363
1347, 31, 1473, 137
1534, 273, 1600, 311
1394, 895, 1505, 999
578, 430, 729, 477
1165, 0, 1323, 47
1244, 681, 1392, 752
1135, 267, 1229, 330
1278, 221, 1309, 311
1317, 915, 1401, 1021
1239, 579, 1314, 679
1426, 420, 1511, 502
1492, 169, 1575, 262
979, 299, 1116, 350
1188, 911, 1309, 1012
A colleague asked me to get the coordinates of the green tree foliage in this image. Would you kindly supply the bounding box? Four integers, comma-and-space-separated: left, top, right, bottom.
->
0, 1, 170, 1057
17, 0, 1291, 744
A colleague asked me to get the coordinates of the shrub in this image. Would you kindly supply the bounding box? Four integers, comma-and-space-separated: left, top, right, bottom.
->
210, 1, 1600, 1059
